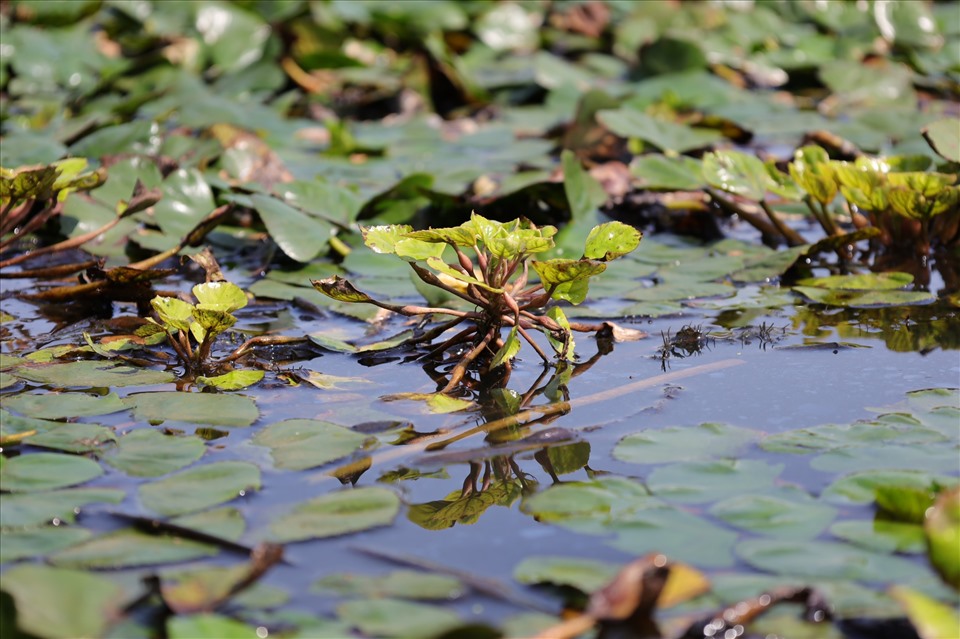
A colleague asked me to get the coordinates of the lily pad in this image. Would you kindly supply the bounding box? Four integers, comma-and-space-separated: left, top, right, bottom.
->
513, 556, 619, 593
0, 488, 124, 529
830, 520, 926, 554
124, 392, 259, 427
0, 453, 103, 493
170, 507, 246, 542
336, 598, 461, 638
139, 461, 261, 516
252, 419, 372, 471
613, 422, 757, 464
268, 487, 400, 543
11, 361, 175, 387
49, 529, 217, 569
736, 539, 929, 582
167, 613, 260, 639
598, 108, 723, 153
709, 492, 837, 540
102, 429, 206, 477
23, 422, 116, 454
195, 370, 264, 391
822, 470, 958, 504
0, 527, 93, 564
4, 391, 128, 419
313, 570, 465, 601
646, 459, 785, 504
0, 564, 126, 639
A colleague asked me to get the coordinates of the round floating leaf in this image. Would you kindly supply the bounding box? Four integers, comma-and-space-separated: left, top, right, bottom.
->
196, 370, 264, 391
5, 391, 127, 419
610, 506, 740, 568
139, 461, 261, 516
513, 556, 619, 593
583, 221, 642, 262
11, 361, 175, 387
24, 422, 116, 454
830, 520, 926, 554
630, 154, 705, 190
125, 392, 259, 427
646, 459, 784, 504
1, 564, 125, 639
0, 453, 103, 493
269, 487, 400, 543
252, 419, 371, 471
311, 276, 374, 304
49, 529, 217, 569
736, 539, 926, 582
562, 149, 607, 220
710, 492, 837, 540
0, 488, 124, 528
797, 271, 914, 290
598, 108, 722, 154
0, 527, 92, 564
521, 477, 654, 526
822, 470, 957, 504
170, 507, 246, 543
702, 150, 779, 201
793, 286, 935, 308
810, 443, 959, 474
613, 423, 757, 465
103, 430, 206, 477
336, 598, 461, 638
922, 117, 960, 163
251, 193, 331, 262
313, 570, 465, 601
168, 613, 260, 639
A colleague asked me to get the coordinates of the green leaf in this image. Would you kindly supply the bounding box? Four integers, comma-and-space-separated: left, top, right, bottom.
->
404, 225, 477, 248
797, 271, 914, 290
425, 257, 503, 293
889, 586, 960, 639
0, 527, 93, 564
193, 281, 248, 313
252, 419, 371, 471
168, 613, 260, 639
196, 370, 264, 391
532, 259, 606, 300
513, 556, 619, 594
544, 306, 574, 360
822, 470, 956, 504
1, 565, 126, 639
336, 598, 461, 638
614, 422, 756, 465
11, 361, 175, 387
151, 168, 215, 239
789, 145, 838, 205
194, 2, 269, 73
102, 430, 206, 477
583, 221, 642, 261
922, 117, 960, 162
409, 480, 522, 530
192, 308, 236, 340
630, 154, 705, 190
49, 529, 217, 569
924, 486, 960, 590
313, 570, 465, 600
490, 326, 520, 369
23, 422, 116, 454
0, 488, 124, 528
170, 507, 246, 542
139, 461, 261, 516
830, 519, 926, 554
268, 486, 400, 543
381, 393, 476, 414
793, 286, 936, 308
598, 108, 723, 153
362, 224, 414, 254
5, 391, 127, 420
251, 193, 332, 262
561, 149, 607, 220
702, 150, 779, 201
124, 392, 259, 427
152, 297, 195, 333
875, 485, 937, 524
0, 453, 103, 492
646, 459, 784, 504
709, 492, 837, 540
736, 539, 929, 582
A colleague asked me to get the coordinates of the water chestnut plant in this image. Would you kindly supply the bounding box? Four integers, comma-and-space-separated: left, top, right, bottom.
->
143, 281, 249, 376
312, 213, 643, 392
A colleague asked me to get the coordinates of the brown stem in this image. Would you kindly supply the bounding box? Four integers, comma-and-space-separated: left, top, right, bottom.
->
418, 325, 477, 362
707, 189, 782, 243
516, 325, 551, 363
219, 335, 310, 363
0, 210, 119, 268
759, 199, 807, 247
408, 263, 485, 307
441, 328, 496, 393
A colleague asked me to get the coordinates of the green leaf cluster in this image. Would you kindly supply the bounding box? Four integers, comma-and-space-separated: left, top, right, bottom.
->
312, 213, 641, 385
